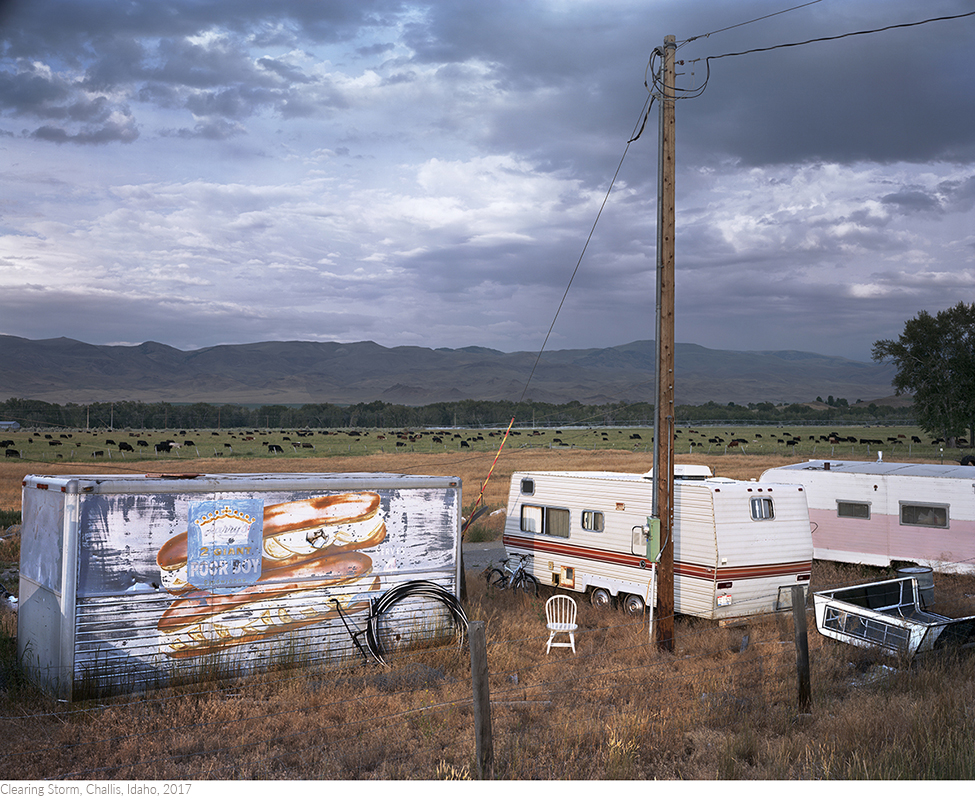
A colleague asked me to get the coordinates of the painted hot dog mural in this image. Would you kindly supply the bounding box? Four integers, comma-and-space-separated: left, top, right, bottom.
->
155, 492, 387, 658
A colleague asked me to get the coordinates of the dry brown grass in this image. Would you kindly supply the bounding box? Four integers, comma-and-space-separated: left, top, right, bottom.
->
4, 448, 975, 780
3, 563, 975, 780
0, 448, 803, 515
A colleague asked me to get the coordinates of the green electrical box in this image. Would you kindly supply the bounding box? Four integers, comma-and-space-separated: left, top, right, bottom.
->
646, 516, 661, 561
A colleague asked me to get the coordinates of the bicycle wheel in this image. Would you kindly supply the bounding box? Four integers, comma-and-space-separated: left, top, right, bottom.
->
512, 572, 539, 597
486, 568, 508, 590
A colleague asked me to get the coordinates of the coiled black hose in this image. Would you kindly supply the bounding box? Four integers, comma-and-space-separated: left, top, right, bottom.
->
333, 579, 469, 667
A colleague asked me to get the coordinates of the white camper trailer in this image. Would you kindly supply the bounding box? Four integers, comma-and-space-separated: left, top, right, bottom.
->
761, 459, 975, 574
502, 467, 813, 619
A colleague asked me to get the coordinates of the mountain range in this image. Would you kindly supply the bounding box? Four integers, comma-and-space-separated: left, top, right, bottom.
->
0, 335, 901, 407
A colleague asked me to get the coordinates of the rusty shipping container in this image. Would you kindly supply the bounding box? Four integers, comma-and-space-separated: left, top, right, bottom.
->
18, 472, 462, 700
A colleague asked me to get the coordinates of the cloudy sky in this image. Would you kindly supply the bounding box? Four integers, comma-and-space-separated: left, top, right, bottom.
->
0, 0, 972, 363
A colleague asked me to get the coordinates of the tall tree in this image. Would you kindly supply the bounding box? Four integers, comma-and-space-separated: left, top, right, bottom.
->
872, 303, 975, 447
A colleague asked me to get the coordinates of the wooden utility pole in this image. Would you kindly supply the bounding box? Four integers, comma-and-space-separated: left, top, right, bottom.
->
791, 586, 812, 713
469, 621, 494, 779
653, 35, 677, 652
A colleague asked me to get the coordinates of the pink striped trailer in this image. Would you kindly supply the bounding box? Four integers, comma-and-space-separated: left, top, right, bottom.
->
761, 460, 975, 574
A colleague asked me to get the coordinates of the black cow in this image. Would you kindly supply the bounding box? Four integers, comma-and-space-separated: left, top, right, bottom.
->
155, 442, 172, 453
268, 444, 283, 453
118, 441, 134, 452
5, 449, 19, 458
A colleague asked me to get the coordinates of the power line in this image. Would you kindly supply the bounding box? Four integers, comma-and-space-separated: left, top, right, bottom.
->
517, 93, 654, 404
679, 0, 824, 46
707, 10, 975, 62
682, 10, 975, 100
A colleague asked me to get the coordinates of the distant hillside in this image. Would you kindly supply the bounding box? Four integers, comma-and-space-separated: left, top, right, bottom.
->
0, 336, 899, 406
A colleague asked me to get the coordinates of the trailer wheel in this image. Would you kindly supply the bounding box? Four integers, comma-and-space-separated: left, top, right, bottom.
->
590, 587, 612, 609
622, 594, 645, 615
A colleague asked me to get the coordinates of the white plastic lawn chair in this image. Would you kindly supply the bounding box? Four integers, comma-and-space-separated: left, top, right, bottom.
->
545, 594, 578, 653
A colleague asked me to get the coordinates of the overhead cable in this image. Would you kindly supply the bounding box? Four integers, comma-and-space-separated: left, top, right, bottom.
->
680, 10, 975, 101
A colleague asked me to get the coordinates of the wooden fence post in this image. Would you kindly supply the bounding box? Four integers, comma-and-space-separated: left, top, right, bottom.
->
470, 620, 494, 779
791, 585, 812, 714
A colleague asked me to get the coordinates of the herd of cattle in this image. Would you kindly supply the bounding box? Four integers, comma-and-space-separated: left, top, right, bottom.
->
1, 426, 968, 460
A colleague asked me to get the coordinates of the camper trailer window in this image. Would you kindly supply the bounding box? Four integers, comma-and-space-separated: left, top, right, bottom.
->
546, 507, 571, 538
521, 505, 543, 533
750, 497, 774, 520
521, 505, 570, 537
582, 510, 604, 532
838, 501, 870, 519
900, 503, 948, 528
521, 478, 535, 495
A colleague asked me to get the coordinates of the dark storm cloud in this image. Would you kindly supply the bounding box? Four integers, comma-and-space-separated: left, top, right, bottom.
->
0, 0, 408, 140
675, 4, 975, 167
0, 1, 973, 363
881, 188, 943, 214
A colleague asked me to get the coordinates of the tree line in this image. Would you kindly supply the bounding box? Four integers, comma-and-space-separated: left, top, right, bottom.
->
0, 396, 910, 431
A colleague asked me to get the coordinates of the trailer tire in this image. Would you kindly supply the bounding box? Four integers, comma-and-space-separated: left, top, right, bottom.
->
590, 587, 612, 609
622, 594, 645, 615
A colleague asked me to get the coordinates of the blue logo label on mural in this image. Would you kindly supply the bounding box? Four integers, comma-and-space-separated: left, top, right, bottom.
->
187, 499, 264, 593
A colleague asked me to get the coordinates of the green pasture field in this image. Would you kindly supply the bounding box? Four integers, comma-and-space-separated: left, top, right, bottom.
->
0, 422, 968, 465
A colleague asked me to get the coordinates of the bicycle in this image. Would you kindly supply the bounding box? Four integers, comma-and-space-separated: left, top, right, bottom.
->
485, 554, 540, 596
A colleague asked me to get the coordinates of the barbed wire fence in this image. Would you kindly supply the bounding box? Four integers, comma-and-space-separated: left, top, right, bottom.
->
1, 583, 820, 781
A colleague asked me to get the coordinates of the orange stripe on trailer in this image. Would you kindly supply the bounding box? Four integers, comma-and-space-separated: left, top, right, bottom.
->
504, 533, 811, 581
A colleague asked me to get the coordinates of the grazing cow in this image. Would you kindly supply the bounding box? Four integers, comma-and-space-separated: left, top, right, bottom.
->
137, 440, 150, 447
48, 440, 62, 446
268, 444, 283, 453
184, 440, 195, 446
460, 440, 470, 448
92, 451, 104, 458
118, 441, 133, 452
5, 449, 19, 458
106, 439, 116, 445
630, 434, 642, 440
155, 442, 172, 453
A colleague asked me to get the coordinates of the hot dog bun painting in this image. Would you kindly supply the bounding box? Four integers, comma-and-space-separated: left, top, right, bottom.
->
155, 492, 387, 658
